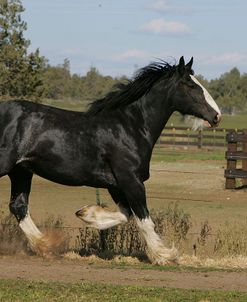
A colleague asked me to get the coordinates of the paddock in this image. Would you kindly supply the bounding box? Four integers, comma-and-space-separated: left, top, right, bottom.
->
0, 157, 246, 256
0, 148, 247, 302
0, 157, 247, 300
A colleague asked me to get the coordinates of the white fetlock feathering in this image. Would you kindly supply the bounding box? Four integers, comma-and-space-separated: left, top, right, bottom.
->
135, 216, 178, 265
19, 212, 43, 248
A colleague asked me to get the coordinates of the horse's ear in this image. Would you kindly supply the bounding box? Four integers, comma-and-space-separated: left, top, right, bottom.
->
186, 57, 193, 70
178, 56, 185, 75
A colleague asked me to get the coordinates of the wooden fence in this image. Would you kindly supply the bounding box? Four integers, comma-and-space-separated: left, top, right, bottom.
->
224, 129, 247, 189
155, 126, 247, 189
158, 126, 227, 149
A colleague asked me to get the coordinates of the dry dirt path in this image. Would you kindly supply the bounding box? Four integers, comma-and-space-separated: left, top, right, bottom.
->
0, 256, 247, 292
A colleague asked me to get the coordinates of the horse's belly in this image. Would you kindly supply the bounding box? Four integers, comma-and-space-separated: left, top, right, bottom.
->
29, 161, 116, 188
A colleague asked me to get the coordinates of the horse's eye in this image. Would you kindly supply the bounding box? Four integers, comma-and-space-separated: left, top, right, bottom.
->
187, 81, 196, 88
181, 79, 196, 88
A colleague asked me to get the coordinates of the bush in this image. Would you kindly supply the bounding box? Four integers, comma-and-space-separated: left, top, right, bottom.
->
0, 213, 28, 255
214, 221, 247, 256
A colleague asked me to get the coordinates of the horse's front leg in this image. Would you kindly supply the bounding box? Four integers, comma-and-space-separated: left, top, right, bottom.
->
118, 175, 178, 265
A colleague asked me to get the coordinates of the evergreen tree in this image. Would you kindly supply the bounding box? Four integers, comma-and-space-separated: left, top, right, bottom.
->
0, 0, 46, 99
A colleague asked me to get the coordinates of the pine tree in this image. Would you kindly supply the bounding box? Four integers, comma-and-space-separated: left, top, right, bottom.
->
0, 0, 46, 99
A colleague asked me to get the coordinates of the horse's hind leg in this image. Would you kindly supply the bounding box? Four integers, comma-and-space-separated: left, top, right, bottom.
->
8, 166, 46, 255
75, 188, 130, 230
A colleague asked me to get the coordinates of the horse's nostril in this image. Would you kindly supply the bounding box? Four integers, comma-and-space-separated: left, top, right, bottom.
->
214, 114, 221, 125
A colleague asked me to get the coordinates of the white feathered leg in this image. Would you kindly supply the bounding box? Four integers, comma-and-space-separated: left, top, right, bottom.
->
19, 212, 43, 248
135, 216, 178, 265
19, 211, 64, 257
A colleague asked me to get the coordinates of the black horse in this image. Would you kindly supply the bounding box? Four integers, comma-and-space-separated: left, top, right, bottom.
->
0, 57, 221, 264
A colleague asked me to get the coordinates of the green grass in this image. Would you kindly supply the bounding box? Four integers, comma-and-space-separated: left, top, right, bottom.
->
0, 279, 247, 302
102, 261, 247, 273
42, 99, 88, 112
152, 148, 225, 162
167, 113, 247, 129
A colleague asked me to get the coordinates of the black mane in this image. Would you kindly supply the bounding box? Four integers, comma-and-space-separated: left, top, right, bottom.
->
86, 61, 176, 115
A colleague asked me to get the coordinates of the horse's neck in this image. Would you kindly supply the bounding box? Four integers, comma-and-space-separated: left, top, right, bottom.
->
130, 84, 174, 147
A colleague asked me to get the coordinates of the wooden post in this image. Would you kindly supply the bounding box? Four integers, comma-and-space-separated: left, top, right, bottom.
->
96, 188, 106, 251
242, 129, 247, 186
225, 130, 237, 189
187, 128, 190, 147
213, 129, 216, 149
96, 188, 101, 205
198, 129, 202, 149
172, 127, 176, 149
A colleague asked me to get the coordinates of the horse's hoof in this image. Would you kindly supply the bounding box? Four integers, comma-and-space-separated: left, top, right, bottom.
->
75, 205, 89, 217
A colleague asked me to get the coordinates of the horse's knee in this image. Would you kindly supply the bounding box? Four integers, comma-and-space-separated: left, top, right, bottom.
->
9, 193, 28, 222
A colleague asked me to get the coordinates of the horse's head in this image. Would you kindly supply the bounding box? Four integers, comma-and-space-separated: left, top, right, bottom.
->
171, 56, 221, 128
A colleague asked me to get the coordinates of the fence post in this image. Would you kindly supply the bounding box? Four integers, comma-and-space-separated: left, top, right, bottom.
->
225, 130, 237, 189
242, 129, 247, 186
213, 129, 216, 149
96, 188, 106, 251
197, 129, 203, 149
172, 127, 176, 149
96, 188, 101, 205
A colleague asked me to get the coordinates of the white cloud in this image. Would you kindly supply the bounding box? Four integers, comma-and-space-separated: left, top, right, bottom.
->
149, 0, 172, 12
115, 49, 149, 61
198, 52, 247, 67
148, 0, 192, 14
140, 18, 192, 36
189, 52, 247, 79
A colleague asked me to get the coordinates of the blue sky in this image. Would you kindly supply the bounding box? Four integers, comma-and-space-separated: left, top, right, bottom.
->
22, 0, 247, 79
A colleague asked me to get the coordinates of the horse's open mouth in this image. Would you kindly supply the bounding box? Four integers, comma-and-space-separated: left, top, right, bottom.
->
203, 120, 213, 128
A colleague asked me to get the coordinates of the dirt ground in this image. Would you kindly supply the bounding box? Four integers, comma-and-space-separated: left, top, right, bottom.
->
1, 255, 247, 292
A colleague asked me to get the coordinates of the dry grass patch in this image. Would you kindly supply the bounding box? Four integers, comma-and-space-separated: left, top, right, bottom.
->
180, 254, 247, 269
0, 213, 29, 255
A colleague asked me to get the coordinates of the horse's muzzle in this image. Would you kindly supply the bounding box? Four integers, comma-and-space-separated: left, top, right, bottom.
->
213, 114, 221, 127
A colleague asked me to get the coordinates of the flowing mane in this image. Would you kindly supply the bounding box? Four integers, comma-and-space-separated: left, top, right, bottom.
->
86, 61, 176, 115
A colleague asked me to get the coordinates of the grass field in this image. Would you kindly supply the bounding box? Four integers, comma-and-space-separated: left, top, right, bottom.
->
166, 112, 247, 129
152, 148, 225, 162
0, 279, 247, 302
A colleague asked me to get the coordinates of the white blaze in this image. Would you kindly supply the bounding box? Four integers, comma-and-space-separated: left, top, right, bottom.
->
190, 75, 221, 116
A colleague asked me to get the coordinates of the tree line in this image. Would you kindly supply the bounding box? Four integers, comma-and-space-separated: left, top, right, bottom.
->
1, 0, 247, 114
